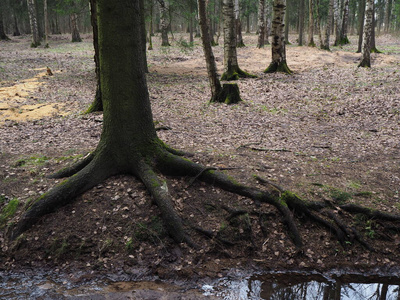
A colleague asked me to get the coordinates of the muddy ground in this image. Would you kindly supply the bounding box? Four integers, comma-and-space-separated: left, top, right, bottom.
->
0, 32, 400, 286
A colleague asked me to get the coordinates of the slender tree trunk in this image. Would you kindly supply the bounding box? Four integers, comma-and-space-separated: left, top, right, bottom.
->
333, 0, 341, 46
27, 0, 41, 47
316, 0, 323, 48
265, 2, 271, 44
308, 0, 315, 46
321, 0, 333, 50
189, 1, 194, 44
370, 2, 381, 53
70, 13, 82, 42
44, 0, 49, 46
257, 0, 265, 48
159, 0, 170, 46
85, 0, 103, 113
13, 12, 21, 36
338, 0, 350, 44
284, 0, 289, 44
221, 0, 254, 80
384, 0, 391, 32
298, 0, 305, 45
235, 0, 245, 47
359, 0, 373, 67
0, 10, 10, 40
265, 0, 291, 74
357, 0, 366, 53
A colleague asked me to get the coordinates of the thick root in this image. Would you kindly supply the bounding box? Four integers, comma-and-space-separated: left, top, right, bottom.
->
211, 83, 242, 105
48, 152, 95, 179
264, 60, 292, 74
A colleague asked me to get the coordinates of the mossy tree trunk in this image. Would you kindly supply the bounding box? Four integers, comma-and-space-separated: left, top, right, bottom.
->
221, 0, 255, 80
359, 0, 373, 67
338, 0, 350, 45
307, 0, 315, 47
85, 0, 103, 114
27, 0, 41, 47
321, 0, 333, 50
264, 0, 292, 74
257, 0, 265, 48
198, 0, 241, 104
159, 0, 170, 46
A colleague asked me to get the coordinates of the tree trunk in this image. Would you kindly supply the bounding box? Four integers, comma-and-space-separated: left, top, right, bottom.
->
257, 0, 265, 48
0, 10, 10, 40
235, 0, 245, 47
308, 0, 315, 46
12, 9, 21, 36
265, 2, 271, 44
284, 0, 289, 44
370, 2, 381, 53
333, 0, 340, 46
27, 0, 41, 47
265, 0, 291, 74
221, 0, 254, 80
44, 0, 49, 46
70, 13, 82, 42
357, 0, 366, 53
316, 0, 323, 48
384, 0, 391, 32
322, 0, 333, 50
298, 0, 305, 45
359, 0, 373, 67
140, 0, 148, 72
85, 0, 103, 114
159, 0, 170, 46
338, 0, 350, 45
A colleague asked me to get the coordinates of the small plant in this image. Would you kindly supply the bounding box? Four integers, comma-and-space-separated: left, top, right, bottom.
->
330, 188, 352, 204
125, 237, 134, 252
0, 198, 19, 227
365, 220, 375, 239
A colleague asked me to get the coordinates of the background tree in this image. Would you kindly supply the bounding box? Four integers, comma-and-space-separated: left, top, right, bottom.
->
158, 0, 171, 46
333, 0, 340, 46
308, 0, 315, 46
359, 0, 373, 67
298, 0, 305, 45
257, 0, 265, 48
27, 0, 41, 47
357, 0, 366, 53
338, 0, 350, 45
70, 2, 82, 42
221, 0, 255, 80
235, 0, 245, 47
321, 0, 334, 50
264, 0, 291, 74
0, 7, 10, 40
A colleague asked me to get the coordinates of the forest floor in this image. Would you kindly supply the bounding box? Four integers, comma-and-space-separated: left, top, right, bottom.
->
0, 32, 400, 291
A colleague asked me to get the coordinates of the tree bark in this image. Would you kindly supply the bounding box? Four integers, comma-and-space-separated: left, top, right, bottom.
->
298, 0, 305, 45
159, 0, 170, 46
43, 0, 49, 46
264, 0, 291, 74
140, 0, 148, 72
359, 0, 373, 67
235, 0, 245, 47
85, 0, 103, 114
357, 0, 366, 53
384, 0, 391, 32
322, 0, 334, 50
221, 0, 254, 80
0, 10, 10, 40
265, 1, 271, 44
333, 0, 340, 46
257, 0, 265, 48
308, 0, 315, 46
70, 13, 82, 42
27, 0, 41, 47
338, 0, 350, 45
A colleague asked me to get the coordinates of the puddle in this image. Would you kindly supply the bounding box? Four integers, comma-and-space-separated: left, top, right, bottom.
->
0, 68, 67, 124
1, 269, 400, 299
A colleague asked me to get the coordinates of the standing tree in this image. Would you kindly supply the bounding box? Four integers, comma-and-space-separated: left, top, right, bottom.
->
265, 0, 271, 44
321, 0, 334, 50
9, 0, 400, 256
384, 0, 391, 32
333, 0, 340, 46
0, 11, 10, 40
257, 0, 266, 48
359, 0, 373, 67
198, 0, 242, 104
158, 0, 171, 46
298, 0, 305, 45
235, 0, 245, 47
221, 0, 255, 80
308, 0, 315, 46
357, 0, 366, 53
338, 0, 350, 45
264, 0, 291, 74
43, 0, 49, 47
27, 0, 41, 47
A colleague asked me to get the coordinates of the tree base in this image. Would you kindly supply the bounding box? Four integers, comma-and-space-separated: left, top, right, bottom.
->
237, 41, 246, 48
211, 83, 242, 104
221, 67, 257, 81
370, 47, 383, 54
264, 60, 292, 74
84, 92, 103, 113
161, 42, 171, 47
358, 59, 371, 68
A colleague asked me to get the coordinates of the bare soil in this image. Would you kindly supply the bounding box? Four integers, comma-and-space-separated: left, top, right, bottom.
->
0, 33, 400, 282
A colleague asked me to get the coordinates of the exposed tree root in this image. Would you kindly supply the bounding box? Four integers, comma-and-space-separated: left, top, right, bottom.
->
9, 143, 400, 253
211, 83, 242, 104
221, 67, 257, 81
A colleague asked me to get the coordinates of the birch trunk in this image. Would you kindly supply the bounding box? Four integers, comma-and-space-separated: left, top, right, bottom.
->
159, 0, 170, 46
27, 0, 41, 47
257, 0, 265, 48
264, 0, 291, 74
357, 0, 366, 53
333, 0, 341, 46
359, 0, 373, 67
308, 0, 315, 46
338, 0, 350, 45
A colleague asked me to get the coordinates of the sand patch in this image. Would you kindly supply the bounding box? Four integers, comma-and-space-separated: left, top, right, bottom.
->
0, 68, 67, 124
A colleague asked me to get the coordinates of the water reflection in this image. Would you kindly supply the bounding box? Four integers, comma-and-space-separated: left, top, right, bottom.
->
216, 272, 400, 300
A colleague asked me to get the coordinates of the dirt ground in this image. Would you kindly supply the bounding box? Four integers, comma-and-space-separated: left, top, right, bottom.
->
0, 32, 400, 282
